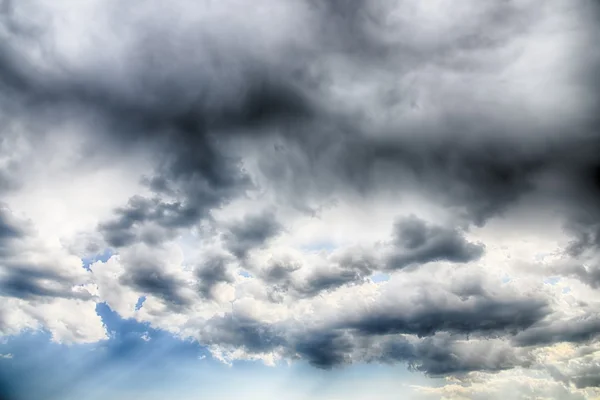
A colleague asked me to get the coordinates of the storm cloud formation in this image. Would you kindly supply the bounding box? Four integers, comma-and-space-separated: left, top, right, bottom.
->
223, 211, 283, 259
0, 205, 92, 302
387, 216, 484, 269
1, 0, 600, 397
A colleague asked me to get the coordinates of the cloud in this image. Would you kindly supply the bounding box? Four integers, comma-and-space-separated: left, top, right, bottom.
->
222, 211, 283, 259
257, 247, 377, 300
0, 0, 599, 397
386, 215, 484, 269
243, 216, 483, 300
513, 315, 600, 347
0, 203, 105, 342
195, 253, 235, 299
380, 335, 532, 376
342, 295, 546, 338
0, 206, 26, 241
175, 264, 551, 376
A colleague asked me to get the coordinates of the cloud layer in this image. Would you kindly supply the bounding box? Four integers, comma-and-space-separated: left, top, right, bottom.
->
1, 0, 600, 397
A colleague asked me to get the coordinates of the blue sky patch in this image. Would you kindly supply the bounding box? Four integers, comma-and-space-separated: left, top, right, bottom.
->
82, 249, 114, 271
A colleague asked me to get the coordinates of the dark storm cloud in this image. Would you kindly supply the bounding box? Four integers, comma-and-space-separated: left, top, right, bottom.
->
0, 207, 24, 242
248, 2, 598, 226
571, 365, 600, 389
2, 0, 599, 235
292, 330, 354, 368
342, 295, 547, 338
292, 332, 528, 374
566, 222, 600, 258
195, 254, 234, 299
553, 135, 600, 257
119, 265, 191, 308
259, 260, 300, 302
202, 314, 286, 354
257, 217, 481, 300
548, 247, 600, 289
261, 3, 600, 231
1, 0, 600, 391
297, 269, 367, 297
387, 216, 484, 269
0, 2, 313, 250
550, 159, 600, 286
200, 311, 533, 375
513, 315, 600, 347
257, 250, 376, 301
301, 252, 375, 296
256, 120, 563, 227
0, 206, 89, 301
563, 159, 600, 255
99, 196, 203, 248
200, 270, 548, 372
261, 260, 302, 284
397, 336, 530, 376
0, 268, 91, 301
306, 0, 393, 61
222, 211, 283, 259
548, 362, 600, 390
565, 265, 600, 289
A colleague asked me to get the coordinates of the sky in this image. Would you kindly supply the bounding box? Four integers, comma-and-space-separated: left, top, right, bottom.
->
0, 0, 600, 399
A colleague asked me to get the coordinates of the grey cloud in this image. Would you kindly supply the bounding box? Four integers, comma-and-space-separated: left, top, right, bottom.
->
196, 268, 548, 373
292, 330, 354, 368
1, 0, 600, 391
99, 196, 203, 248
300, 251, 379, 296
195, 254, 234, 299
222, 211, 283, 259
342, 295, 547, 338
292, 331, 529, 375
567, 222, 600, 258
119, 264, 191, 308
199, 311, 534, 376
2, 0, 599, 235
255, 217, 481, 300
201, 314, 286, 354
387, 216, 484, 269
0, 268, 91, 301
572, 366, 600, 389
0, 3, 312, 251
256, 121, 558, 228
295, 268, 367, 297
0, 203, 25, 243
0, 206, 89, 301
548, 362, 600, 390
376, 335, 531, 376
513, 315, 600, 347
259, 260, 301, 302
258, 250, 375, 301
550, 260, 600, 289
261, 260, 302, 284
252, 3, 600, 229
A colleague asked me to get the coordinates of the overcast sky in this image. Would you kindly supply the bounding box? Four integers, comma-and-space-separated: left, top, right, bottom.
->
1, 0, 600, 399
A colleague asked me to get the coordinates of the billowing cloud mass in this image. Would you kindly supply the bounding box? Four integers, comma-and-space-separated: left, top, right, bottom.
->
1, 0, 600, 398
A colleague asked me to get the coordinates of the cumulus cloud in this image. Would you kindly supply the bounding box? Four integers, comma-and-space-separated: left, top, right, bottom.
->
0, 203, 105, 342
222, 211, 283, 259
1, 0, 600, 397
386, 215, 484, 269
